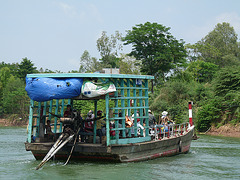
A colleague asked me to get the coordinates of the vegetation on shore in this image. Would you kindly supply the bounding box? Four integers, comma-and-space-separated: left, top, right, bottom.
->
0, 22, 239, 134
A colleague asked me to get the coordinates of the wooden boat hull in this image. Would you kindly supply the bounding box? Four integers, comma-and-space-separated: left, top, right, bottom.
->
25, 126, 194, 163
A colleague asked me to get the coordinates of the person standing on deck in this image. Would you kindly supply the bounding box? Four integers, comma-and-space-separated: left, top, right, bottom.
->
96, 110, 106, 143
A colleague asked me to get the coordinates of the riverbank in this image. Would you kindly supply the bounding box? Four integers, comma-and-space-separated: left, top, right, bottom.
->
0, 118, 27, 127
205, 124, 240, 138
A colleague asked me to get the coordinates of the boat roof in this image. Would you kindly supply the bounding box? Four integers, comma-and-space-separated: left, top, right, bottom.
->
26, 73, 154, 80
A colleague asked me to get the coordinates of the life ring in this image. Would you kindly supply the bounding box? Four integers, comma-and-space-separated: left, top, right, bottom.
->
178, 140, 182, 153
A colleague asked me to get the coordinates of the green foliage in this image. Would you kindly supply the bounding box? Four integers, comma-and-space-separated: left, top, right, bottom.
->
204, 22, 239, 57
79, 50, 101, 73
196, 98, 222, 132
2, 76, 29, 118
0, 67, 13, 89
213, 66, 240, 96
123, 22, 187, 84
97, 31, 123, 68
185, 60, 219, 83
150, 80, 191, 123
118, 54, 140, 74
187, 22, 240, 68
17, 58, 38, 81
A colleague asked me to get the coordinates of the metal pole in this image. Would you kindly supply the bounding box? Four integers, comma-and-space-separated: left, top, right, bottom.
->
188, 101, 193, 126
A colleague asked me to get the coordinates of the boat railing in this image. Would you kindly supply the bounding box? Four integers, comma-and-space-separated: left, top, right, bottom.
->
151, 122, 190, 140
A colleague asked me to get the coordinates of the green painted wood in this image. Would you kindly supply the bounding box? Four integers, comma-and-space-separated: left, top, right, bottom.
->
139, 86, 144, 136
49, 100, 53, 121
120, 79, 125, 137
110, 97, 148, 100
133, 82, 138, 137
114, 79, 119, 141
26, 73, 153, 145
93, 100, 97, 144
110, 136, 151, 145
27, 100, 34, 143
109, 106, 149, 110
43, 101, 47, 125
54, 100, 59, 133
116, 87, 148, 90
105, 93, 110, 146
26, 73, 154, 80
109, 116, 149, 121
36, 102, 41, 137
144, 79, 149, 137
60, 99, 65, 132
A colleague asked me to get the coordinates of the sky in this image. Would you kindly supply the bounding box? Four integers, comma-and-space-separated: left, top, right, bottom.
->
1, 0, 240, 72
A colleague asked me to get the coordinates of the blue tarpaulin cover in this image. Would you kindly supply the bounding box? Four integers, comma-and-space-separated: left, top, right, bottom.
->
25, 77, 83, 102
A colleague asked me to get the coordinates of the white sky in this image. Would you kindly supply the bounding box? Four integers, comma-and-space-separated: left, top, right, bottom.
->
1, 0, 240, 72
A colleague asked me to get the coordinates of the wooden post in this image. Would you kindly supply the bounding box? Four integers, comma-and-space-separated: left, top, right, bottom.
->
36, 102, 41, 137
27, 100, 34, 143
105, 93, 110, 146
144, 79, 149, 137
93, 100, 97, 144
54, 100, 59, 133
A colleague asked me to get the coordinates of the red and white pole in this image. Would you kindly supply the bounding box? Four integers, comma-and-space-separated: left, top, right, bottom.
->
188, 101, 193, 126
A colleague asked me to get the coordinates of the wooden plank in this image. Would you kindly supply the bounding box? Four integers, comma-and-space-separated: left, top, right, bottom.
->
27, 100, 34, 143
105, 93, 110, 146
36, 102, 41, 137
93, 100, 97, 144
144, 79, 149, 137
26, 73, 154, 80
110, 136, 151, 145
54, 100, 59, 133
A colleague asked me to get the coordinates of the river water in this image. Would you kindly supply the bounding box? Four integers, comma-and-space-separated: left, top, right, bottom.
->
0, 127, 240, 180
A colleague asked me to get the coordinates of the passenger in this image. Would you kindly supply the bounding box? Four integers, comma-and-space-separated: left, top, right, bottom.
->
96, 110, 106, 143
84, 110, 94, 133
46, 120, 53, 134
45, 120, 55, 140
148, 110, 156, 128
131, 111, 144, 136
64, 104, 72, 118
161, 111, 168, 124
132, 111, 140, 123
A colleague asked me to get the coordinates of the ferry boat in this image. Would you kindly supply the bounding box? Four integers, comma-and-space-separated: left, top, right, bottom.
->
24, 73, 194, 168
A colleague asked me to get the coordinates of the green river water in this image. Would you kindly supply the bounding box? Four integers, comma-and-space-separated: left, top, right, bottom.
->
0, 127, 239, 180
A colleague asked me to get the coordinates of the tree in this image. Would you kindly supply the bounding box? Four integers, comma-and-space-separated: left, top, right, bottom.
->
79, 50, 101, 73
0, 67, 13, 90
17, 58, 38, 81
118, 54, 140, 74
188, 22, 240, 67
123, 22, 187, 92
2, 76, 29, 118
97, 31, 123, 68
0, 62, 18, 77
185, 60, 219, 83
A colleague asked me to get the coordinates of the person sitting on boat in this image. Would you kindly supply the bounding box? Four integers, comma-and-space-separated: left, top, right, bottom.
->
148, 110, 156, 128
45, 120, 55, 140
96, 110, 106, 143
84, 110, 94, 133
131, 111, 144, 136
64, 104, 72, 118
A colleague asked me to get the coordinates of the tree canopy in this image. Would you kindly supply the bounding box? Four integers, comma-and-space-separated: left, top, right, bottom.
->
186, 22, 240, 67
97, 31, 123, 68
123, 22, 187, 83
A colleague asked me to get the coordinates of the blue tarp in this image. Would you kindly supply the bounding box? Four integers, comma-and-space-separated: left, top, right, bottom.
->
25, 77, 83, 102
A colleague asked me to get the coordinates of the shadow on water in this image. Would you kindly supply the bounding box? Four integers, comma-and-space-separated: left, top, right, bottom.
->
1, 127, 240, 180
